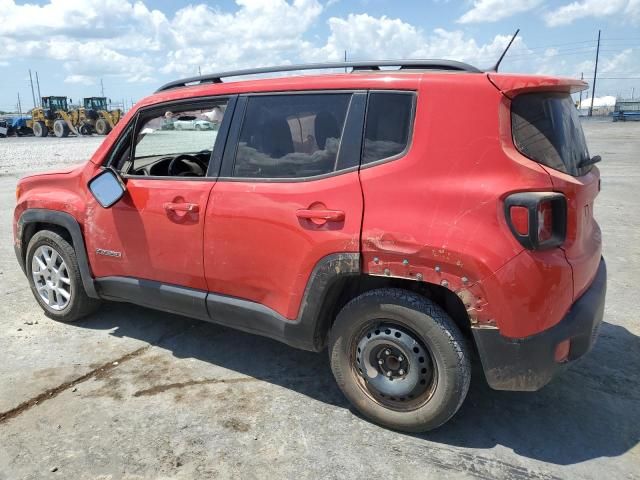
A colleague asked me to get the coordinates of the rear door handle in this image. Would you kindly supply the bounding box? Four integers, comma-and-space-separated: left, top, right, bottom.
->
296, 209, 345, 222
164, 202, 200, 213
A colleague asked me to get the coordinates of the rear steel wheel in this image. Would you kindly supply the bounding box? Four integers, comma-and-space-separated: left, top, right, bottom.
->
329, 288, 471, 432
354, 323, 436, 410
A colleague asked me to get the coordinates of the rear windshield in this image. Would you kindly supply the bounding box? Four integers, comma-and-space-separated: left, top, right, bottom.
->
511, 92, 591, 176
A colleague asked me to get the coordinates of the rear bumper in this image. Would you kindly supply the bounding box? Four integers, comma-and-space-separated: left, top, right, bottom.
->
472, 257, 606, 391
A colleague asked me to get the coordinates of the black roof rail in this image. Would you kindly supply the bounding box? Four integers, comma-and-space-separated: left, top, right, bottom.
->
155, 59, 481, 92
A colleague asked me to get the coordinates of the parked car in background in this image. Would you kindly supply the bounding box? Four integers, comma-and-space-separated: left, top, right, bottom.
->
173, 116, 214, 130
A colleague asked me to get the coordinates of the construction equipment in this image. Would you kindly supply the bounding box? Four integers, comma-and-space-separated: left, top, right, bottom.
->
27, 96, 79, 137
78, 97, 122, 135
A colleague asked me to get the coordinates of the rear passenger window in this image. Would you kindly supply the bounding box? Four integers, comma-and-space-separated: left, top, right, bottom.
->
233, 94, 351, 178
363, 92, 413, 164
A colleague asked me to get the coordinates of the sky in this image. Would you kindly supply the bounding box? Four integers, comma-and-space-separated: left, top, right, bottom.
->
1, 0, 639, 112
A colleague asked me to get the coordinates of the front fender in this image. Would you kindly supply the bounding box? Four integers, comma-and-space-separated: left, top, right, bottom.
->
16, 209, 99, 299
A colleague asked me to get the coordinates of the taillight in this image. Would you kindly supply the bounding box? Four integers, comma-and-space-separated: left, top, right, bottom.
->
505, 192, 567, 250
537, 200, 554, 243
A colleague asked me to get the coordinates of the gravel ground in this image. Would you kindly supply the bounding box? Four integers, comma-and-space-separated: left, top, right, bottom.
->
0, 136, 105, 177
0, 122, 638, 479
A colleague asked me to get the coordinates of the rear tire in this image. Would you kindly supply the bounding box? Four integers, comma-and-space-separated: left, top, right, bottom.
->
95, 118, 111, 135
53, 119, 69, 138
26, 230, 100, 322
33, 121, 48, 137
329, 288, 471, 432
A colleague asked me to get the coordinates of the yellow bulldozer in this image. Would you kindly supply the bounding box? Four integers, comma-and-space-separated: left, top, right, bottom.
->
27, 96, 122, 137
77, 97, 122, 135
27, 96, 78, 137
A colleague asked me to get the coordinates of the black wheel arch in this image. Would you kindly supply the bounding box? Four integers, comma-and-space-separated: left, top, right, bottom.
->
16, 209, 99, 298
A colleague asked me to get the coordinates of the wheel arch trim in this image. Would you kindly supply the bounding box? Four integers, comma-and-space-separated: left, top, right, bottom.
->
16, 209, 99, 298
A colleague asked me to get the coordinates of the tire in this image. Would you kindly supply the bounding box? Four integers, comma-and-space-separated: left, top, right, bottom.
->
33, 121, 49, 137
26, 230, 100, 322
53, 119, 69, 138
95, 118, 111, 135
329, 288, 471, 432
195, 124, 201, 131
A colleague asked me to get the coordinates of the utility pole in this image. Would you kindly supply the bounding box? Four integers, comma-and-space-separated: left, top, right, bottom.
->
198, 66, 202, 76
28, 69, 37, 109
632, 87, 635, 100
17, 92, 22, 114
35, 71, 42, 107
344, 50, 347, 73
589, 30, 601, 117
579, 72, 584, 108
100, 78, 105, 97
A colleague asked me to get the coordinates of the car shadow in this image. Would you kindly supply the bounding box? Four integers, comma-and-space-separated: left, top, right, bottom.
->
71, 306, 640, 466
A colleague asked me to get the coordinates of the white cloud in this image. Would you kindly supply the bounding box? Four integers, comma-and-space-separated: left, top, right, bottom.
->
0, 0, 637, 101
309, 13, 527, 69
64, 74, 96, 85
544, 0, 637, 26
457, 0, 543, 24
162, 0, 323, 76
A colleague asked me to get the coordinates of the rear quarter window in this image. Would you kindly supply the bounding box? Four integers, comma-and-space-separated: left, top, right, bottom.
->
511, 92, 591, 177
363, 92, 414, 164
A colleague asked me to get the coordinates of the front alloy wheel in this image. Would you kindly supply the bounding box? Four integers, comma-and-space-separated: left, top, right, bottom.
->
31, 245, 72, 310
26, 229, 100, 322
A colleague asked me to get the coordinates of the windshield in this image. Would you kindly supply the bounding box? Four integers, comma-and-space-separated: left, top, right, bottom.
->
512, 92, 591, 177
49, 98, 68, 111
85, 98, 107, 110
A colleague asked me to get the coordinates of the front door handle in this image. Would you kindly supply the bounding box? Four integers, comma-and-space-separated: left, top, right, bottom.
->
296, 209, 345, 222
164, 202, 200, 213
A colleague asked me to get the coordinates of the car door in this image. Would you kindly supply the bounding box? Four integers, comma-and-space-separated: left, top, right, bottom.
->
203, 92, 366, 320
85, 97, 233, 316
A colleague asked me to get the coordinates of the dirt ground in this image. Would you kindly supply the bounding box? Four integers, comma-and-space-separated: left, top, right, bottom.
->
0, 121, 638, 479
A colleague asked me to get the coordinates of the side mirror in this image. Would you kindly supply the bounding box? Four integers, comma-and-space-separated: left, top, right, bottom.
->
88, 169, 126, 208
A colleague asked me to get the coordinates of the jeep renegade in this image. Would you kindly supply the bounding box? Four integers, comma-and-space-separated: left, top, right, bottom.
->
14, 60, 606, 432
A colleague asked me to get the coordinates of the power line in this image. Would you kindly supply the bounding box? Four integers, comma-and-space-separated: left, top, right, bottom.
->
589, 30, 601, 117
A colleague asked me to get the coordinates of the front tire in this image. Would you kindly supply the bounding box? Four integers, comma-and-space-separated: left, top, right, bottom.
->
26, 230, 100, 322
329, 288, 471, 432
95, 118, 111, 135
53, 119, 69, 138
33, 121, 48, 137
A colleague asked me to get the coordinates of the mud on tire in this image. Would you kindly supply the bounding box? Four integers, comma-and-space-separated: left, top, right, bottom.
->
329, 288, 471, 432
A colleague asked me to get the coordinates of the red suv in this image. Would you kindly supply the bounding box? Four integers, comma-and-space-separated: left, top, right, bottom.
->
13, 60, 606, 432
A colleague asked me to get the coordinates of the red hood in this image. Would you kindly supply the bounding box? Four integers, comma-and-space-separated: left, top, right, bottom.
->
20, 164, 83, 180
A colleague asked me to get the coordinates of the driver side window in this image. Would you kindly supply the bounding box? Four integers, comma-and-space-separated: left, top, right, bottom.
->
124, 100, 228, 177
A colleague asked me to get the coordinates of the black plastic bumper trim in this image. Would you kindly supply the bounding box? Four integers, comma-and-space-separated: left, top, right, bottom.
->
472, 257, 607, 391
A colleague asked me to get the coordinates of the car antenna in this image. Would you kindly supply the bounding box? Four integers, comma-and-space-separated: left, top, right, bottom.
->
489, 29, 520, 72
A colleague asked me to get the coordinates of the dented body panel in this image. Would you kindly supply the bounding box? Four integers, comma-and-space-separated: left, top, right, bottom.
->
359, 74, 573, 336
